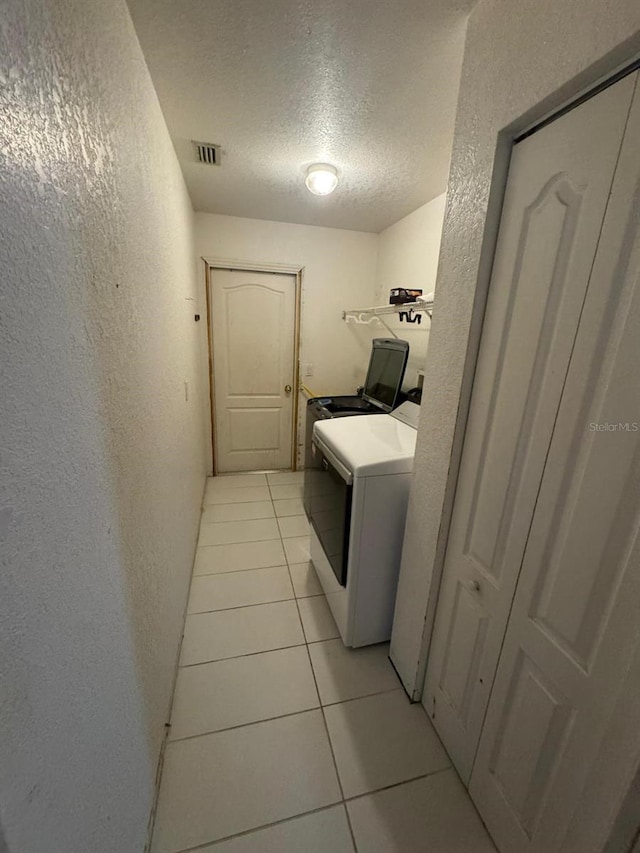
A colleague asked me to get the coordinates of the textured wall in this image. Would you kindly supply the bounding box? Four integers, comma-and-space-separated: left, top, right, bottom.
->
391, 0, 640, 695
195, 213, 379, 470
0, 1, 207, 851
374, 194, 446, 388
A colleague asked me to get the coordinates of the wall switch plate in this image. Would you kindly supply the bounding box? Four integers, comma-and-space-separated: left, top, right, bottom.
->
303, 363, 314, 376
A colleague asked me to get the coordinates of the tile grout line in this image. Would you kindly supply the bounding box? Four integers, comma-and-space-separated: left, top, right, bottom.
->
170, 676, 402, 737
195, 531, 305, 553
192, 549, 313, 577
309, 650, 360, 853
167, 762, 454, 853
285, 554, 314, 676
186, 592, 324, 618
203, 499, 272, 506
168, 704, 322, 745
197, 535, 282, 546
179, 640, 307, 668
202, 514, 276, 523
344, 765, 453, 805
197, 534, 303, 544
286, 549, 360, 853
278, 509, 360, 849
187, 595, 297, 616
168, 763, 453, 853
203, 499, 303, 513
192, 564, 288, 578
181, 643, 399, 676
199, 516, 280, 525
321, 684, 403, 709
170, 802, 347, 853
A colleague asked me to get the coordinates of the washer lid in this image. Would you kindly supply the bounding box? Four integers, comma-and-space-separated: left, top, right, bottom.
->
314, 405, 418, 476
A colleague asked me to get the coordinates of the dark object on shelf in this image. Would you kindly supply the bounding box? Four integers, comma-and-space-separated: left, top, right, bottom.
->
389, 288, 423, 305
406, 386, 422, 404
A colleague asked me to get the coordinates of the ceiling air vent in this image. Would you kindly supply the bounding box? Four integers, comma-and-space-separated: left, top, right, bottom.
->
193, 141, 220, 165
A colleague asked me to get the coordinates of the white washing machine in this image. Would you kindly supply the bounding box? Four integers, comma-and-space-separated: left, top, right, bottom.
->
305, 401, 419, 647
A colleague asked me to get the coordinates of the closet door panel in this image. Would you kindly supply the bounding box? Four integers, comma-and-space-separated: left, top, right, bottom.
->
470, 71, 640, 853
423, 71, 637, 783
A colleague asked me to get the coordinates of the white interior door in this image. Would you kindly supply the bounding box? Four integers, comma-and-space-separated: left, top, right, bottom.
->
423, 72, 637, 783
469, 74, 640, 853
210, 269, 296, 473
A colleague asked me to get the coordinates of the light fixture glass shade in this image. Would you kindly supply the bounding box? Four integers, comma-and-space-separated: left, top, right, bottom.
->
305, 163, 338, 195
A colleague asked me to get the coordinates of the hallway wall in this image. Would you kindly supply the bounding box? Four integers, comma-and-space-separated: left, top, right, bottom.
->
0, 1, 207, 852
374, 194, 447, 389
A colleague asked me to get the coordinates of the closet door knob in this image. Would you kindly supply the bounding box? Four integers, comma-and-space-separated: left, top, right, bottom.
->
284, 384, 292, 393
467, 579, 481, 593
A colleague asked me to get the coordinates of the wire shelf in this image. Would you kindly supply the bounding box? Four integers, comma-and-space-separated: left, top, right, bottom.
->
342, 300, 434, 329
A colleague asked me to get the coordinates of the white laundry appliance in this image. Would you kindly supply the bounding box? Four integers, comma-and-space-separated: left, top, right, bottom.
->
305, 401, 419, 647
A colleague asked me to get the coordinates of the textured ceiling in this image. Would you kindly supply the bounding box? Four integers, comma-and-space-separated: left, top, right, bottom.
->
126, 0, 473, 232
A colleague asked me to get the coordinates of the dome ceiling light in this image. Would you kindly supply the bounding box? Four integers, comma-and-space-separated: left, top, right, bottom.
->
305, 163, 338, 196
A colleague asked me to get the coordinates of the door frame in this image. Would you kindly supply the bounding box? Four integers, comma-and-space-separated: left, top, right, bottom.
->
203, 257, 303, 475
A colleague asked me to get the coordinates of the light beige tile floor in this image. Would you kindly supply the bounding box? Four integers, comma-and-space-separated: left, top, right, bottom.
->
187, 565, 294, 613
194, 539, 286, 575
277, 513, 310, 539
202, 500, 275, 523
308, 639, 400, 705
283, 534, 311, 564
289, 560, 323, 597
180, 600, 304, 665
273, 497, 305, 517
346, 770, 498, 853
198, 517, 281, 547
269, 483, 304, 501
298, 594, 341, 642
151, 473, 497, 853
168, 646, 319, 740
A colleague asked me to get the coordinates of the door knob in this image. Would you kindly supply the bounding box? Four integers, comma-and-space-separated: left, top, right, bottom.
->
467, 579, 481, 593
284, 384, 292, 393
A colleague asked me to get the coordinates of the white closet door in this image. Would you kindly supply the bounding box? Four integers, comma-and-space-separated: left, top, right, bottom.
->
469, 73, 640, 853
423, 72, 637, 782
